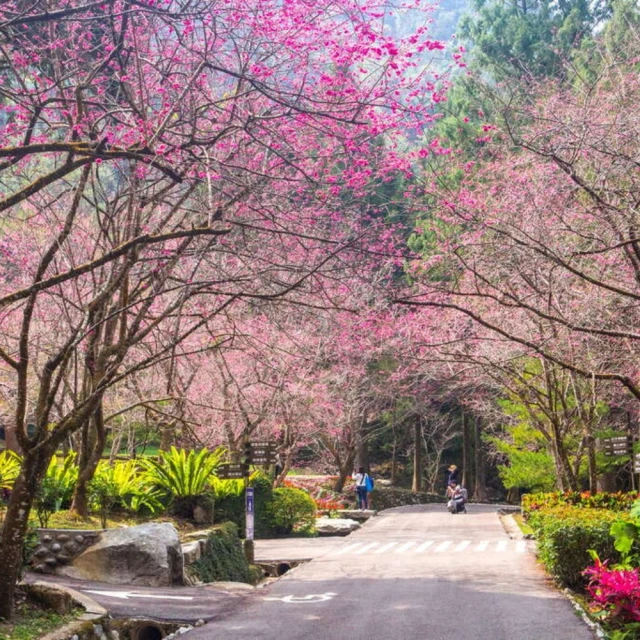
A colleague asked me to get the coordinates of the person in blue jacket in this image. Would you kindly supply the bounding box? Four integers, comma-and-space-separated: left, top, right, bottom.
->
352, 466, 371, 510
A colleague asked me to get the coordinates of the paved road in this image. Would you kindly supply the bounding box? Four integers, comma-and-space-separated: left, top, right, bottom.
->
25, 573, 250, 622
185, 504, 594, 640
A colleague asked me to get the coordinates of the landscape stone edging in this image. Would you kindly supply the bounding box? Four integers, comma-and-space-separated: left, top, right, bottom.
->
25, 579, 107, 619
24, 579, 108, 640
31, 529, 103, 574
562, 588, 606, 639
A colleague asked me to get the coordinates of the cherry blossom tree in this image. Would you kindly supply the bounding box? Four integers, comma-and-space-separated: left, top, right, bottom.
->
0, 0, 450, 616
399, 32, 640, 418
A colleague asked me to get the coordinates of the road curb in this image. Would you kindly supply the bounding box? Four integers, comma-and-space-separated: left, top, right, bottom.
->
23, 579, 107, 619
23, 579, 108, 640
562, 588, 606, 639
499, 513, 524, 540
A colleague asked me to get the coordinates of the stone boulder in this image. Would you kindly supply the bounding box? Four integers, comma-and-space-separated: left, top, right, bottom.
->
315, 517, 360, 536
61, 523, 184, 587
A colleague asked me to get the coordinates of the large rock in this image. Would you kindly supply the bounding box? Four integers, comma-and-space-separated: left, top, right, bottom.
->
315, 517, 360, 536
61, 523, 184, 587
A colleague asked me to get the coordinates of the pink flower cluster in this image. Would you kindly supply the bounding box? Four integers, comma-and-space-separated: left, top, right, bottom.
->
584, 559, 640, 622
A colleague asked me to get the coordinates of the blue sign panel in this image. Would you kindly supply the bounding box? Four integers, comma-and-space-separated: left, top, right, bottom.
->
246, 486, 255, 541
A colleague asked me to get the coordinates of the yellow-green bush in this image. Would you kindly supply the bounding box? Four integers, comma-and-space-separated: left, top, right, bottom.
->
529, 505, 624, 589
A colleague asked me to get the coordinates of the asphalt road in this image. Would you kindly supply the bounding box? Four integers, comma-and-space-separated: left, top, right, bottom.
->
185, 504, 595, 640
25, 573, 251, 623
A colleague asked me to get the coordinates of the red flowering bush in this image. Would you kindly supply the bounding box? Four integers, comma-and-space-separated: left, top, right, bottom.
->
284, 476, 354, 511
584, 559, 640, 623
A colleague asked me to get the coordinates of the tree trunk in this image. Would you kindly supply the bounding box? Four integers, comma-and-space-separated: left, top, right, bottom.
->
586, 431, 597, 493
473, 417, 488, 501
4, 418, 21, 454
333, 447, 356, 493
412, 420, 423, 493
390, 428, 398, 486
355, 428, 369, 473
462, 413, 474, 495
0, 449, 51, 619
71, 405, 106, 517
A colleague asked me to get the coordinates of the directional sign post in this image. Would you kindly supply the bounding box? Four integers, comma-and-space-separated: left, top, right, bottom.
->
217, 462, 249, 480
602, 435, 632, 457
247, 440, 277, 465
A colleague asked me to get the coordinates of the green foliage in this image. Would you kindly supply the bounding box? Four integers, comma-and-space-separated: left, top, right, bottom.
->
606, 500, 640, 569
45, 453, 78, 509
522, 491, 639, 515
488, 424, 556, 492
89, 460, 162, 528
267, 487, 316, 535
607, 623, 640, 640
459, 0, 606, 82
528, 505, 622, 589
34, 454, 79, 528
210, 476, 245, 500
0, 600, 79, 639
144, 447, 225, 518
0, 449, 21, 490
191, 522, 253, 583
144, 447, 225, 497
214, 471, 275, 538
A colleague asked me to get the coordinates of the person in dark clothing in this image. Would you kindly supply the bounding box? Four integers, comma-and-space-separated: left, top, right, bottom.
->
446, 464, 459, 487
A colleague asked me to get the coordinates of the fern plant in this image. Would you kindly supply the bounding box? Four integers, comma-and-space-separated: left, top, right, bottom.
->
89, 460, 162, 527
34, 452, 79, 527
0, 450, 21, 491
144, 447, 226, 518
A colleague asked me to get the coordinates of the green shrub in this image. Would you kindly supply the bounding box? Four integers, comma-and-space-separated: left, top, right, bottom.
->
191, 522, 253, 583
144, 447, 225, 519
529, 505, 623, 589
34, 453, 79, 527
267, 486, 316, 535
214, 471, 275, 538
89, 460, 162, 528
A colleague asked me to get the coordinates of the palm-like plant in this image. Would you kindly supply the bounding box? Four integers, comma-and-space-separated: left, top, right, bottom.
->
144, 447, 226, 518
0, 450, 21, 491
89, 460, 162, 528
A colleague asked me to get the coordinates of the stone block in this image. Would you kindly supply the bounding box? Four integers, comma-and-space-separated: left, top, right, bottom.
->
181, 541, 202, 565
61, 523, 184, 587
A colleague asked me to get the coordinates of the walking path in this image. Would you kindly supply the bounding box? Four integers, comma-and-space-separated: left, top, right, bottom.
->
185, 504, 594, 640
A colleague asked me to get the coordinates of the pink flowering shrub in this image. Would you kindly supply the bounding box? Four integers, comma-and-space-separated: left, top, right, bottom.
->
584, 559, 640, 623
284, 476, 354, 510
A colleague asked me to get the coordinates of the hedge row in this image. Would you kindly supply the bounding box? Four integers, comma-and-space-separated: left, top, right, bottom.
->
522, 490, 639, 515
527, 505, 624, 589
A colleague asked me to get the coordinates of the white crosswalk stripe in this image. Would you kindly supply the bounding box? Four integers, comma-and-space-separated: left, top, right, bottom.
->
332, 542, 363, 556
329, 539, 528, 558
374, 541, 399, 554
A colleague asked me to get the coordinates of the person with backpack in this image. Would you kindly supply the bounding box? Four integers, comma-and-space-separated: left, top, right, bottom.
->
352, 466, 373, 510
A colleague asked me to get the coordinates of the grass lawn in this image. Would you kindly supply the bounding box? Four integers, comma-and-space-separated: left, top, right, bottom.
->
29, 509, 212, 533
0, 601, 79, 640
513, 513, 535, 537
